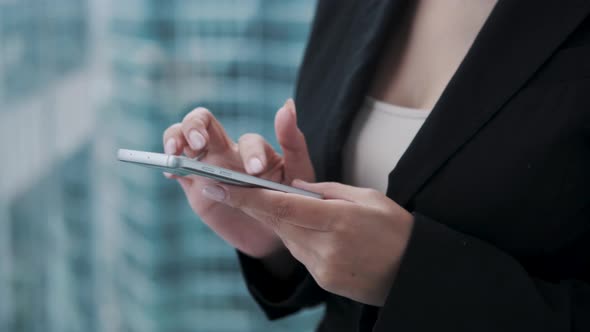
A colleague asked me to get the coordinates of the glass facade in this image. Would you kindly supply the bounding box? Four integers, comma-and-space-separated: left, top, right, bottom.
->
0, 0, 87, 104
1, 1, 322, 331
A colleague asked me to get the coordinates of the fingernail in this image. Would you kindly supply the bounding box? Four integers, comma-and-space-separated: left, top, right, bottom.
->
165, 138, 176, 154
202, 185, 226, 202
247, 157, 264, 174
189, 130, 205, 150
163, 172, 173, 178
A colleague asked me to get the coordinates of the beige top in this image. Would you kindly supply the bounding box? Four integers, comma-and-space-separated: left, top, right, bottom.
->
343, 0, 496, 192
343, 98, 431, 193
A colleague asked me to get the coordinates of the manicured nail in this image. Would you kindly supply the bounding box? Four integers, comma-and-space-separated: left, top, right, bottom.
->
202, 185, 226, 202
163, 172, 173, 179
247, 157, 264, 174
189, 130, 205, 150
165, 138, 176, 154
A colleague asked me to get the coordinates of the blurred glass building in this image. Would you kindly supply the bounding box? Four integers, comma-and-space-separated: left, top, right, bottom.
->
1, 1, 322, 331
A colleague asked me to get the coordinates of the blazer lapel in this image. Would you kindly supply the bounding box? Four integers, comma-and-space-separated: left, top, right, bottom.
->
386, 0, 590, 208
303, 0, 407, 183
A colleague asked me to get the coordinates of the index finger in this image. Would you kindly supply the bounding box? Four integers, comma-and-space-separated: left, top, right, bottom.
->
181, 107, 234, 154
163, 123, 186, 156
202, 184, 344, 232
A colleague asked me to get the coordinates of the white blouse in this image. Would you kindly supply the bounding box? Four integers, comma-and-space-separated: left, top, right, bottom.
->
342, 97, 431, 193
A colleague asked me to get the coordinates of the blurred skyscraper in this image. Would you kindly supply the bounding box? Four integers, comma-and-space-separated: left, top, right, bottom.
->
1, 1, 91, 332
1, 1, 322, 331
99, 1, 322, 332
0, 0, 87, 104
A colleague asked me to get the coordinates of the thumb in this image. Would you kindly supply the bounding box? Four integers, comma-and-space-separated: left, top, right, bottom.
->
292, 180, 361, 201
275, 98, 315, 182
292, 180, 389, 206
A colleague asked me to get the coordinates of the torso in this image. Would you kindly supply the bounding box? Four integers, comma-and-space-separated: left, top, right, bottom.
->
342, 98, 431, 193
292, 2, 590, 331
369, 0, 497, 109
344, 0, 497, 190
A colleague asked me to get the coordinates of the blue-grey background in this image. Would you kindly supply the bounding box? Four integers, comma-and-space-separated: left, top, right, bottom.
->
0, 1, 323, 331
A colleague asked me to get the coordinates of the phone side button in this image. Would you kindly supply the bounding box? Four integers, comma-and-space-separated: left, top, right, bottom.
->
219, 170, 232, 177
202, 166, 216, 173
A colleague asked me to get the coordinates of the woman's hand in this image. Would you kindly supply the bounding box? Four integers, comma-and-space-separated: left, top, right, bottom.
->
201, 179, 415, 306
161, 99, 315, 267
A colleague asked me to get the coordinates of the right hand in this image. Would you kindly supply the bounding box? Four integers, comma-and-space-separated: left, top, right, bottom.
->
162, 99, 315, 261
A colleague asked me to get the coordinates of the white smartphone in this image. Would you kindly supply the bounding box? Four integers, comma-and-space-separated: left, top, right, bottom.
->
117, 149, 322, 199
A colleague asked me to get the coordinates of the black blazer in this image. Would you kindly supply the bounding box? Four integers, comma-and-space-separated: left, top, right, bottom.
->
238, 1, 590, 331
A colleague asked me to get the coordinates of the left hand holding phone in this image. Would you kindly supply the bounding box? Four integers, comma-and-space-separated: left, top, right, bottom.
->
207, 177, 415, 307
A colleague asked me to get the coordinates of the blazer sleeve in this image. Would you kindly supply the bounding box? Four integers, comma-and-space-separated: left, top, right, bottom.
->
372, 212, 590, 331
237, 251, 327, 319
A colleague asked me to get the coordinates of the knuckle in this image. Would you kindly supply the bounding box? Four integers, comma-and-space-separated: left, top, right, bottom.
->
182, 117, 206, 132
264, 214, 280, 230
314, 264, 338, 292
163, 123, 181, 139
226, 190, 245, 209
238, 133, 264, 146
265, 197, 293, 228
274, 198, 293, 220
320, 241, 341, 263
194, 106, 212, 117
193, 118, 206, 129
321, 182, 345, 197
184, 107, 211, 124
283, 241, 302, 262
326, 213, 344, 232
323, 203, 347, 231
281, 237, 293, 251
234, 197, 246, 210
364, 188, 382, 199
191, 106, 212, 117
325, 182, 341, 191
